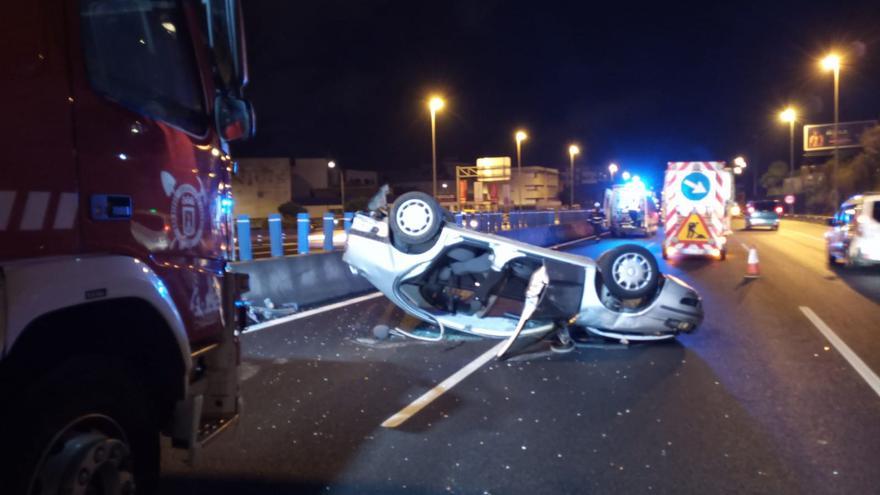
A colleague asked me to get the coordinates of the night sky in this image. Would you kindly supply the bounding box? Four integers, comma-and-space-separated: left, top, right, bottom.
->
235, 0, 880, 187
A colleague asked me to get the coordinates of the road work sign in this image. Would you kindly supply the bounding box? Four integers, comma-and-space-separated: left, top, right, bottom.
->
676, 212, 711, 243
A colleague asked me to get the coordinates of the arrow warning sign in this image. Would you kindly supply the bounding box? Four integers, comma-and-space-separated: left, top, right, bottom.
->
675, 212, 711, 243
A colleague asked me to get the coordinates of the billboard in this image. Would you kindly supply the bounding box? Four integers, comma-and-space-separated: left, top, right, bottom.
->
475, 156, 511, 182
803, 120, 877, 152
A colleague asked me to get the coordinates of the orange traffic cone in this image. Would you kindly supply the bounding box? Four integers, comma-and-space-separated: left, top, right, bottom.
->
745, 246, 760, 278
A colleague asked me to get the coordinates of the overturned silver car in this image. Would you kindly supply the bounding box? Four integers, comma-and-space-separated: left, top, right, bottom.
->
343, 191, 703, 358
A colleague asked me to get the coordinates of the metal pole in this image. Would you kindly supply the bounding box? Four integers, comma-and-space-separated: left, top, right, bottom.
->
569, 154, 574, 207
789, 120, 795, 176
340, 169, 346, 210
515, 140, 522, 207
832, 66, 839, 203
431, 109, 437, 197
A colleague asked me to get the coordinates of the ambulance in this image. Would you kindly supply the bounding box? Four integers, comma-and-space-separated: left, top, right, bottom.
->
602, 177, 660, 237
662, 161, 734, 260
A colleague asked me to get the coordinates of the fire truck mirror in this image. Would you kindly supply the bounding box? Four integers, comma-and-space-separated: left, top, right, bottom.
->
214, 94, 255, 142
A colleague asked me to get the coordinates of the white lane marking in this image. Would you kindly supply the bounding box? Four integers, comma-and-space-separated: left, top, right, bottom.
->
800, 306, 880, 399
739, 241, 751, 252
20, 191, 50, 230
53, 192, 78, 229
0, 191, 15, 230
382, 341, 506, 428
242, 291, 383, 334
779, 229, 824, 243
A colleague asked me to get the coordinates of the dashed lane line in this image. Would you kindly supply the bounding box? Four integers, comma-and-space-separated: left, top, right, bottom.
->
799, 306, 880, 399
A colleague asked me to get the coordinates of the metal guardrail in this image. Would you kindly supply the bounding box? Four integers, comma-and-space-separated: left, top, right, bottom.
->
234, 209, 597, 261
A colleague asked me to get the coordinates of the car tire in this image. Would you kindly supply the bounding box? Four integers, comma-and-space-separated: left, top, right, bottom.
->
719, 247, 727, 261
597, 244, 660, 299
389, 191, 444, 246
4, 357, 160, 495
827, 251, 837, 267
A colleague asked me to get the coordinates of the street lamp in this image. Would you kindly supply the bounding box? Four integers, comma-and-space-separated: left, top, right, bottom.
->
778, 106, 798, 175
820, 52, 842, 204
608, 163, 619, 181
621, 171, 631, 181
515, 130, 528, 170
568, 144, 580, 207
328, 160, 345, 209
428, 95, 445, 197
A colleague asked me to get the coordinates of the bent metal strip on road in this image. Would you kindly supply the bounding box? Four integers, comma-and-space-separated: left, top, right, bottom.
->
381, 341, 506, 428
800, 306, 880, 399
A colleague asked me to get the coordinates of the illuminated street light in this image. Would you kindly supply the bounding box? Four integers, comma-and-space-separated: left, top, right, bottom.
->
820, 52, 842, 204
568, 144, 580, 207
778, 106, 798, 175
608, 162, 619, 181
621, 171, 631, 181
515, 130, 528, 170
734, 156, 747, 168
328, 161, 344, 209
428, 95, 445, 197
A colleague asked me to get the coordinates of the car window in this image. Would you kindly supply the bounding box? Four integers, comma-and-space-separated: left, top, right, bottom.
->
872, 201, 880, 223
80, 0, 206, 135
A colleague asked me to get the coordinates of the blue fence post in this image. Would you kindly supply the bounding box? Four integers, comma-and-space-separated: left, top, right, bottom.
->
343, 211, 353, 233
268, 213, 283, 257
323, 212, 334, 251
455, 212, 463, 227
236, 215, 252, 261
297, 213, 309, 254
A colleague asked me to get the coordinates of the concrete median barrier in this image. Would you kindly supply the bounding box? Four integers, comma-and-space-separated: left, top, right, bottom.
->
232, 251, 375, 311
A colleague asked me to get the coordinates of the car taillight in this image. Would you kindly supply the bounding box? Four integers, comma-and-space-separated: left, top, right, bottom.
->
775, 206, 783, 214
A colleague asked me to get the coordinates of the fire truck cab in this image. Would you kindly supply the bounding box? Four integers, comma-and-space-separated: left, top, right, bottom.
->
1, 0, 254, 492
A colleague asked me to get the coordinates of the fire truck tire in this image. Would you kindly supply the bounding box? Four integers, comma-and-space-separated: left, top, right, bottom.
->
6, 357, 160, 495
597, 244, 660, 299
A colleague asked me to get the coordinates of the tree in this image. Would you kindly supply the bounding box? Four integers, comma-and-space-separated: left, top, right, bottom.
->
760, 160, 788, 190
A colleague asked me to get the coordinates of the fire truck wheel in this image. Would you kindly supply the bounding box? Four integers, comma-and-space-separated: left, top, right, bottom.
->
597, 244, 660, 299
9, 357, 160, 495
390, 191, 444, 246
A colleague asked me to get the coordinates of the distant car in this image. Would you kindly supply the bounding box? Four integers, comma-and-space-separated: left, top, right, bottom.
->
343, 191, 703, 355
826, 193, 880, 267
744, 200, 782, 230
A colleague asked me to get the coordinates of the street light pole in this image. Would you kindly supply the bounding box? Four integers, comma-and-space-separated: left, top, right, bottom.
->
821, 53, 841, 204
328, 160, 344, 208
779, 107, 797, 176
568, 144, 580, 207
515, 130, 527, 207
428, 96, 445, 198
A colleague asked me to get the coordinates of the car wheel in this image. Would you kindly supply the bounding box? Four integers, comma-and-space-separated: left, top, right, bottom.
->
597, 244, 660, 299
719, 247, 727, 261
827, 251, 837, 267
4, 357, 160, 495
389, 191, 444, 246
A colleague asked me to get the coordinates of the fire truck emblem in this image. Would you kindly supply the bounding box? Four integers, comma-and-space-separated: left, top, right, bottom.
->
168, 180, 206, 249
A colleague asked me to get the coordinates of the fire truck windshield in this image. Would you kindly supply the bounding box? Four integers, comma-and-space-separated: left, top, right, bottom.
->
80, 0, 207, 134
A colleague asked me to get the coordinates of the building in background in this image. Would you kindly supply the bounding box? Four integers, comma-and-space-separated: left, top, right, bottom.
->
455, 157, 561, 210
232, 157, 292, 219
234, 157, 379, 220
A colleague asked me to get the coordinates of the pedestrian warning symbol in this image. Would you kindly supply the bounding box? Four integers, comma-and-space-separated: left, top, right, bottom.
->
676, 212, 711, 243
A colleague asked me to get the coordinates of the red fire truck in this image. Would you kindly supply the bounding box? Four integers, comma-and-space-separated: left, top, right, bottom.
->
1, 1, 254, 492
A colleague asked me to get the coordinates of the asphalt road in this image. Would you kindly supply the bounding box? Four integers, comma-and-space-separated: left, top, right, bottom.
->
160, 219, 880, 494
